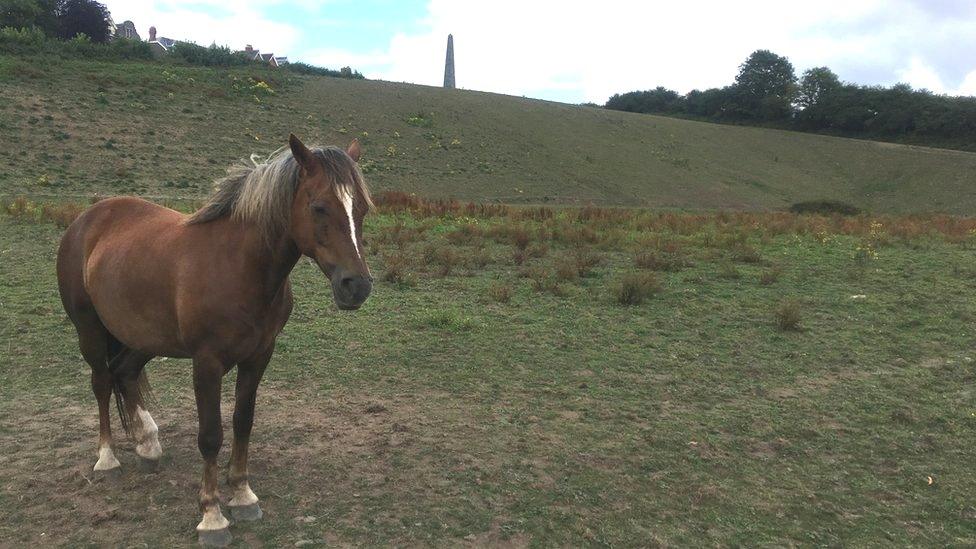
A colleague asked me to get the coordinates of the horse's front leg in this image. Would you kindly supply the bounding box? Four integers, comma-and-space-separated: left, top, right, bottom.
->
227, 349, 271, 521
193, 354, 232, 547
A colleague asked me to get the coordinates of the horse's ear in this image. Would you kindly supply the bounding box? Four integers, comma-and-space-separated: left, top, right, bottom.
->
289, 133, 315, 170
347, 138, 361, 163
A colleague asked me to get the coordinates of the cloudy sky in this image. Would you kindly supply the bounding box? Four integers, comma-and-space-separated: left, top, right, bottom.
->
103, 0, 976, 103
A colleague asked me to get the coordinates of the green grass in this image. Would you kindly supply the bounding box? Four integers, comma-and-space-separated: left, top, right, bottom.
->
1, 202, 975, 546
3, 54, 976, 212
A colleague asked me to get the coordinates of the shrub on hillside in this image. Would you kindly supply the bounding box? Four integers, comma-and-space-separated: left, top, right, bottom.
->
486, 281, 514, 303
635, 250, 688, 271
0, 26, 46, 50
40, 202, 83, 228
773, 298, 803, 331
759, 264, 784, 285
612, 272, 662, 305
381, 252, 413, 286
789, 200, 862, 216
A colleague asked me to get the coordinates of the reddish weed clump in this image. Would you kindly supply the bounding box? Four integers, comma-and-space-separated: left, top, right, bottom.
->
572, 249, 603, 277
612, 272, 662, 305
554, 256, 580, 283
486, 281, 514, 303
4, 198, 84, 228
41, 203, 84, 228
635, 250, 688, 272
774, 298, 803, 331
381, 253, 412, 285
446, 223, 484, 246
422, 245, 459, 277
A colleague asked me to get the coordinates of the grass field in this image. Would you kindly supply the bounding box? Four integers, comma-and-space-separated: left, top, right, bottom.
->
2, 195, 975, 546
3, 54, 976, 213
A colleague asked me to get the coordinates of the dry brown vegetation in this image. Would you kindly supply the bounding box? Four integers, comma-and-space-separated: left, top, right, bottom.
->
486, 281, 514, 303
613, 272, 663, 305
371, 192, 976, 244
774, 298, 804, 331
4, 197, 85, 228
5, 192, 976, 315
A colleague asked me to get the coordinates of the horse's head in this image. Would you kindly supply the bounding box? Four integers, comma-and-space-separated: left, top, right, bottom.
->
287, 134, 372, 310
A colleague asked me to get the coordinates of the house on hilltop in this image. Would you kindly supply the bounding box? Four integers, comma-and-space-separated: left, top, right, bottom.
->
243, 45, 288, 67
148, 26, 178, 58
139, 27, 289, 67
112, 20, 140, 41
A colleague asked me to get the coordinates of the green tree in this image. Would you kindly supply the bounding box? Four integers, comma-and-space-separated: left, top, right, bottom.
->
56, 0, 109, 43
1, 0, 42, 29
1, 0, 57, 34
605, 87, 684, 114
733, 49, 797, 120
797, 66, 841, 109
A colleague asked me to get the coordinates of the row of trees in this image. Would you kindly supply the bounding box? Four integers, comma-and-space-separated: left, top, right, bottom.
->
605, 50, 976, 151
2, 0, 112, 43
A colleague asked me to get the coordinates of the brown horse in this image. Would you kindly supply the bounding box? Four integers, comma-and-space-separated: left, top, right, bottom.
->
56, 134, 372, 546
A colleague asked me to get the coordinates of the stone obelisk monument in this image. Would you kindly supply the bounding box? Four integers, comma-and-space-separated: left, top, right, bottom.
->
443, 34, 455, 89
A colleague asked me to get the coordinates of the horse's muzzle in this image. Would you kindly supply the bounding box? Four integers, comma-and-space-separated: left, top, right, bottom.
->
332, 273, 372, 310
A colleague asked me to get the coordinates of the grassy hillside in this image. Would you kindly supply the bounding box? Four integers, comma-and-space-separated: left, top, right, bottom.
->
2, 55, 975, 213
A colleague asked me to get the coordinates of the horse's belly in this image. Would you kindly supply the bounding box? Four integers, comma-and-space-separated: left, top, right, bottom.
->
86, 239, 188, 357
97, 307, 189, 357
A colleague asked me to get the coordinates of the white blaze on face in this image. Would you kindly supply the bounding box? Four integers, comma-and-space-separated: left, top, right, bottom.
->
337, 187, 361, 260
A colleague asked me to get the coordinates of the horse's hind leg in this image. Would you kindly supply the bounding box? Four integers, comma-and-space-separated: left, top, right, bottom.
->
110, 347, 162, 469
74, 314, 120, 474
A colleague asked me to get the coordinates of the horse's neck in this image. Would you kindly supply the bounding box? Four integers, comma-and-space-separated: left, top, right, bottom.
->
234, 223, 302, 302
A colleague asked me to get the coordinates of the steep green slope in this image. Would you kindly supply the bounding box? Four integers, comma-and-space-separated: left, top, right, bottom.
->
1, 55, 974, 213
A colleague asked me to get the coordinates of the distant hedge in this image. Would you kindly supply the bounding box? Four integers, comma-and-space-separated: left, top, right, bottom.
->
169, 42, 252, 67
605, 49, 976, 153
283, 61, 364, 79
0, 26, 365, 79
0, 26, 152, 59
789, 200, 862, 216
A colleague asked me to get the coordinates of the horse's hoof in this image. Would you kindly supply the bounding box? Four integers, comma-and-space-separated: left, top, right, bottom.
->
137, 457, 160, 473
229, 502, 262, 521
197, 527, 232, 547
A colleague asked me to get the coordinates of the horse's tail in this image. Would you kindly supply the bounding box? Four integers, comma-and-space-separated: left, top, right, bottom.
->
106, 335, 157, 435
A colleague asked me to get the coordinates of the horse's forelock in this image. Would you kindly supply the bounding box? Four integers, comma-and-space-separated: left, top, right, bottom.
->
187, 144, 371, 244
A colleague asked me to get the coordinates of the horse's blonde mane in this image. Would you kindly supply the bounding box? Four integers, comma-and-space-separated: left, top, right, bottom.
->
186, 145, 371, 243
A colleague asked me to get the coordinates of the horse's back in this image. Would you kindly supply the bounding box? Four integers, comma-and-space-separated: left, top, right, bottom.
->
59, 198, 176, 302
69, 196, 183, 241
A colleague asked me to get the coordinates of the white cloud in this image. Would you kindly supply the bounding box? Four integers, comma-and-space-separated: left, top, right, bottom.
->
103, 0, 976, 102
896, 57, 946, 92
304, 48, 392, 73
894, 57, 976, 96
955, 71, 976, 96
295, 0, 976, 102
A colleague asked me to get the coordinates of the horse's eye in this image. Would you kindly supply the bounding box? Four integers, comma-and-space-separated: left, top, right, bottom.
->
311, 204, 327, 216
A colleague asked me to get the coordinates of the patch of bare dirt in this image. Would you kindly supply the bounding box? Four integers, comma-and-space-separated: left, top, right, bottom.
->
0, 386, 529, 546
